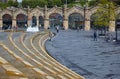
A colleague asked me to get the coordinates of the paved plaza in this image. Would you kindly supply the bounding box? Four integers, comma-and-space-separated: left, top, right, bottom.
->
46, 30, 120, 79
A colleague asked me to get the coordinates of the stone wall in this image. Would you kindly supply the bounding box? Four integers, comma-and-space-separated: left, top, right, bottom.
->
0, 5, 120, 31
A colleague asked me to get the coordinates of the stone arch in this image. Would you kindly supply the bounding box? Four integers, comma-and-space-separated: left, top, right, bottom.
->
2, 10, 12, 16
14, 9, 27, 17
2, 14, 12, 29
30, 8, 44, 17
49, 13, 63, 29
30, 8, 44, 27
16, 14, 27, 28
67, 6, 84, 18
68, 13, 84, 29
47, 7, 62, 18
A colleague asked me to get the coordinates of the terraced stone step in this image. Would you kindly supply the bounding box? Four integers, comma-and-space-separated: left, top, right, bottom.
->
0, 43, 46, 78
0, 57, 8, 64
10, 32, 68, 78
0, 57, 28, 79
0, 31, 84, 79
39, 32, 85, 79
10, 33, 60, 75
19, 32, 81, 78
25, 33, 72, 75
2, 64, 24, 76
23, 33, 47, 59
23, 31, 84, 78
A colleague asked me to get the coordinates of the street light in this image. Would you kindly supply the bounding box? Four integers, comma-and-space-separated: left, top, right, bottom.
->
83, 4, 86, 30
115, 19, 120, 41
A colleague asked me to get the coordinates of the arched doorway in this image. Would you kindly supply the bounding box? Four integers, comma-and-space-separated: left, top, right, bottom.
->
49, 13, 63, 29
32, 16, 37, 27
39, 16, 44, 28
16, 14, 27, 28
68, 13, 84, 29
2, 14, 12, 29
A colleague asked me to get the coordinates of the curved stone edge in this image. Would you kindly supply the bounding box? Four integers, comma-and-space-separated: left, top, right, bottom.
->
40, 31, 85, 79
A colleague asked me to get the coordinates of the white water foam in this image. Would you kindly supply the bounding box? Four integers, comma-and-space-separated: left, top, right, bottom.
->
26, 26, 39, 32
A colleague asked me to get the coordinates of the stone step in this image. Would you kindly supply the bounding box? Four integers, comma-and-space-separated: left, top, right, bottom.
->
33, 68, 47, 76
22, 33, 58, 68
21, 33, 47, 60
9, 33, 59, 76
2, 64, 24, 77
0, 31, 84, 79
23, 33, 47, 59
31, 32, 73, 74
0, 57, 28, 79
46, 76, 55, 79
1, 43, 34, 68
10, 33, 45, 68
0, 43, 46, 78
39, 32, 85, 79
27, 33, 68, 74
57, 75, 67, 79
0, 57, 8, 64
32, 33, 69, 73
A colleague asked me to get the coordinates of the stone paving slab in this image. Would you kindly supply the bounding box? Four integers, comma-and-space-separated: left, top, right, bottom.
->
46, 30, 120, 79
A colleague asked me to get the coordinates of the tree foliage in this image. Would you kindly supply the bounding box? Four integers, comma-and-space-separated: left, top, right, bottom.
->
0, 2, 8, 9
22, 0, 47, 8
0, 0, 119, 9
47, 0, 62, 8
93, 0, 116, 29
8, 0, 18, 7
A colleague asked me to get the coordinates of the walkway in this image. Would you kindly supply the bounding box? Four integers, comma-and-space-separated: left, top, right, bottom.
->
46, 30, 120, 79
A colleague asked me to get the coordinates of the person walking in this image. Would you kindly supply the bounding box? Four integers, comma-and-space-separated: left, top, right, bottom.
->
49, 32, 53, 41
93, 30, 97, 41
56, 25, 59, 33
77, 26, 80, 32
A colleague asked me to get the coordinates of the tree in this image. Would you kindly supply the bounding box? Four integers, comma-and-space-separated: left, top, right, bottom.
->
0, 2, 9, 9
93, 0, 116, 33
8, 0, 18, 7
47, 0, 62, 8
22, 0, 47, 8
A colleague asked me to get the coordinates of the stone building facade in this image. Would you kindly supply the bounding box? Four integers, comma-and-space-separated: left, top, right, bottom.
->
0, 5, 120, 31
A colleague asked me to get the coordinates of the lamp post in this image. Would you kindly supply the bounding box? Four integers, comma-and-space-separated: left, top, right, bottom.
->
115, 22, 118, 41
115, 19, 120, 41
17, 0, 22, 8
83, 5, 86, 30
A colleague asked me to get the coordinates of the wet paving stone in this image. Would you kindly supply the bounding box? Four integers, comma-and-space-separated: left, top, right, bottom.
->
46, 30, 120, 79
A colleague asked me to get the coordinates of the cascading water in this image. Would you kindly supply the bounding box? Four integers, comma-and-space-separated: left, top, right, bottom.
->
26, 26, 39, 32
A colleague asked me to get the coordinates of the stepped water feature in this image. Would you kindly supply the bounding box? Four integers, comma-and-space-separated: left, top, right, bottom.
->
0, 31, 84, 79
